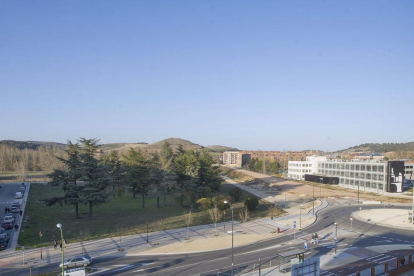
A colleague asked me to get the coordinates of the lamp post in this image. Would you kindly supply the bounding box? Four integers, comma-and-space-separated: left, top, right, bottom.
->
334, 222, 337, 254
57, 223, 64, 276
224, 201, 234, 276
300, 205, 303, 229
358, 182, 360, 204
39, 231, 42, 259
320, 177, 323, 198
313, 183, 315, 215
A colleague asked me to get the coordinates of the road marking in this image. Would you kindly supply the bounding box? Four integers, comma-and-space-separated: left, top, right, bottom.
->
378, 257, 395, 264
369, 255, 392, 262
366, 254, 384, 260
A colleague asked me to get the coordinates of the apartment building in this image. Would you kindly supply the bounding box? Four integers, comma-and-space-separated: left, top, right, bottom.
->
222, 151, 251, 168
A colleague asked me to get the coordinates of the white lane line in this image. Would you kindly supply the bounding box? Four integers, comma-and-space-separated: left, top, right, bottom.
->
369, 255, 392, 262
366, 254, 384, 260
378, 257, 395, 264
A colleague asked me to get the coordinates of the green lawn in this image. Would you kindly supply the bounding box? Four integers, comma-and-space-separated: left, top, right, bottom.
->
19, 183, 274, 248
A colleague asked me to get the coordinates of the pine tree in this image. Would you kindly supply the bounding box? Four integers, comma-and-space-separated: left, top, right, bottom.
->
46, 141, 83, 219
123, 148, 149, 208
78, 138, 111, 218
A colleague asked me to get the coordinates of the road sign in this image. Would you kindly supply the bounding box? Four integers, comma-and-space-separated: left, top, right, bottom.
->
293, 221, 296, 224
304, 242, 307, 249
293, 221, 296, 228
334, 236, 337, 240
350, 217, 353, 221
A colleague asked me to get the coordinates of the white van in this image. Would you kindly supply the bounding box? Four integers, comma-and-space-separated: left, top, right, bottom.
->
15, 192, 23, 199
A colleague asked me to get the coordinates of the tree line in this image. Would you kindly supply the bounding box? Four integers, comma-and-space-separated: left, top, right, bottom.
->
246, 157, 280, 174
0, 144, 66, 172
45, 138, 222, 218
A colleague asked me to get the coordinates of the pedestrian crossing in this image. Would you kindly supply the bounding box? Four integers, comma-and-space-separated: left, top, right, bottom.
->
366, 253, 396, 264
0, 202, 13, 205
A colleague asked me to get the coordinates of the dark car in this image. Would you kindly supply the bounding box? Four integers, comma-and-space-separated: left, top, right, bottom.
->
0, 233, 10, 250
1, 221, 13, 230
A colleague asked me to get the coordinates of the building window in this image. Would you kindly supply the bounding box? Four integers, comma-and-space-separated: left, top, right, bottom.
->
360, 173, 365, 178
372, 174, 377, 180
355, 165, 360, 170
372, 183, 377, 189
341, 171, 344, 176
351, 165, 354, 170
366, 165, 371, 171
355, 172, 359, 178
341, 164, 345, 169
345, 172, 349, 177
378, 166, 384, 171
350, 180, 354, 185
345, 179, 349, 184
361, 165, 365, 171
372, 166, 377, 172
379, 184, 384, 190
350, 172, 354, 178
366, 174, 371, 180
366, 182, 371, 189
341, 179, 345, 184
346, 164, 350, 170
379, 175, 384, 181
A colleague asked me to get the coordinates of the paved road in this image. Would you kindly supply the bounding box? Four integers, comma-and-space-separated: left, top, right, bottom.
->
0, 183, 25, 250
3, 201, 414, 276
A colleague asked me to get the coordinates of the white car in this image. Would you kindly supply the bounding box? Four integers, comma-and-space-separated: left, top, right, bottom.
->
59, 255, 92, 269
3, 214, 15, 223
15, 192, 23, 199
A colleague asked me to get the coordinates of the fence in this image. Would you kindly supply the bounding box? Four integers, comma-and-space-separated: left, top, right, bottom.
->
347, 253, 414, 276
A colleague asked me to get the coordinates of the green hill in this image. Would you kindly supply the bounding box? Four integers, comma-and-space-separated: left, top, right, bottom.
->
146, 137, 203, 151
338, 142, 414, 153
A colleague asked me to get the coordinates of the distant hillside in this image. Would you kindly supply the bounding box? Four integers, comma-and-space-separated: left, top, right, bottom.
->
0, 140, 66, 150
206, 145, 239, 153
146, 137, 203, 151
338, 142, 414, 153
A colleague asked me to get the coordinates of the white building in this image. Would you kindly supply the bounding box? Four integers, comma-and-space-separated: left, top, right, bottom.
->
318, 159, 387, 193
288, 156, 327, 180
288, 157, 413, 194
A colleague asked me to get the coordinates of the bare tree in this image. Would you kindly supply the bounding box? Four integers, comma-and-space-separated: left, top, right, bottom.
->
154, 219, 164, 245
238, 206, 250, 234
267, 204, 282, 233
79, 230, 89, 254
185, 210, 194, 240
117, 224, 124, 251
209, 204, 222, 236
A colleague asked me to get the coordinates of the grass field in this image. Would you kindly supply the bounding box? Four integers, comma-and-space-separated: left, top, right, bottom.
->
19, 183, 274, 248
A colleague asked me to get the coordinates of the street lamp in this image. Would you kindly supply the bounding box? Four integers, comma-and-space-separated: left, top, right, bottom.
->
334, 222, 338, 254
319, 177, 323, 198
300, 205, 303, 229
57, 223, 64, 276
224, 201, 234, 276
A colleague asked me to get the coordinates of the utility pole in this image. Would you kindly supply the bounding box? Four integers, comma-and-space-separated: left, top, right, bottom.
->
263, 151, 266, 174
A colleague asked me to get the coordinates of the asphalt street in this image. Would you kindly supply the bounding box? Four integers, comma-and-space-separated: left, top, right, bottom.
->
0, 183, 24, 250
4, 201, 414, 276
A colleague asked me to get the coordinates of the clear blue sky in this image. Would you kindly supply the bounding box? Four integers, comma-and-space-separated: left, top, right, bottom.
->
1, 1, 413, 151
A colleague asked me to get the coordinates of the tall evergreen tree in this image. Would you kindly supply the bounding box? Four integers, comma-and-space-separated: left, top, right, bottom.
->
78, 138, 111, 218
46, 141, 83, 218
103, 150, 122, 199
173, 150, 199, 207
123, 148, 149, 208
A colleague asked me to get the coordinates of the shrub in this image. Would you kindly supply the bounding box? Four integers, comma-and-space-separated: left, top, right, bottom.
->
197, 198, 212, 212
212, 194, 232, 212
244, 195, 259, 211
229, 187, 242, 201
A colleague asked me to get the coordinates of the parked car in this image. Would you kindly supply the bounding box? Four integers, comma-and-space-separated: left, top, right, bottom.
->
3, 214, 15, 223
10, 206, 19, 213
15, 192, 23, 199
0, 228, 5, 234
59, 255, 92, 269
11, 201, 20, 208
0, 233, 10, 250
18, 187, 25, 194
1, 221, 13, 230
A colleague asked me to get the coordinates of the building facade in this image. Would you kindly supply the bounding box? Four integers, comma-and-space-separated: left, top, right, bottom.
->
288, 156, 327, 180
288, 157, 411, 193
223, 151, 250, 168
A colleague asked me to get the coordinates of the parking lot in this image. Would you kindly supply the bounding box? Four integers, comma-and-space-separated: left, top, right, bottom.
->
0, 183, 27, 250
